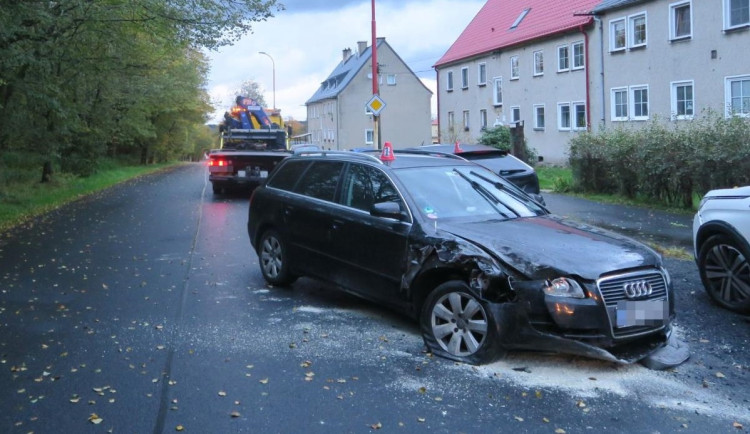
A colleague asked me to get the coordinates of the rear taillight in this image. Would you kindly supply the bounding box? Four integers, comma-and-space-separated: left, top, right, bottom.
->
209, 159, 231, 167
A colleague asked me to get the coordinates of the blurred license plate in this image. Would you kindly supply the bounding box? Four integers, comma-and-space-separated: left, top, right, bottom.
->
616, 300, 667, 328
238, 170, 246, 177
260, 170, 268, 177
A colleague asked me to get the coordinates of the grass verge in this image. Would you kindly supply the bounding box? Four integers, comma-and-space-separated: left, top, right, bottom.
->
0, 162, 182, 232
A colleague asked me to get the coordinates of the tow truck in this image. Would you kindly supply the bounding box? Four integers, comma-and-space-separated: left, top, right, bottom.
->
207, 96, 291, 194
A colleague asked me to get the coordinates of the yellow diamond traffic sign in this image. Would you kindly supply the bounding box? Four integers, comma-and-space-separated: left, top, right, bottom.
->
366, 95, 386, 115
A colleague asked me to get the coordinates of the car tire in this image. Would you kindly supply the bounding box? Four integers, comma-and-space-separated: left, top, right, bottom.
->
258, 229, 297, 287
698, 234, 750, 314
420, 280, 504, 364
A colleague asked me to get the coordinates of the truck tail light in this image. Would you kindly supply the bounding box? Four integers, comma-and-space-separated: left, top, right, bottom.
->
209, 159, 232, 167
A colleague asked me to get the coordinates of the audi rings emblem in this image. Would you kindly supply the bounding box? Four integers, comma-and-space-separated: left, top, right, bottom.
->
623, 280, 652, 299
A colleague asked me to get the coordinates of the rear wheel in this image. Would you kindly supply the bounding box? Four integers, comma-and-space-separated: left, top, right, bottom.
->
258, 229, 297, 286
420, 280, 504, 364
698, 234, 750, 313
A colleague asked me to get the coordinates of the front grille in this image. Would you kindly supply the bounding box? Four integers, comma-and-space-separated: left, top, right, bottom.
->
598, 270, 668, 306
597, 269, 668, 339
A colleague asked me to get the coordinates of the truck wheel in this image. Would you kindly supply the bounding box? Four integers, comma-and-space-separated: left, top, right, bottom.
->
258, 229, 297, 286
420, 280, 504, 364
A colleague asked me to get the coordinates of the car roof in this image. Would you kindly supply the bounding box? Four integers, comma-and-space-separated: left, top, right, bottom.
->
410, 143, 509, 156
287, 149, 476, 170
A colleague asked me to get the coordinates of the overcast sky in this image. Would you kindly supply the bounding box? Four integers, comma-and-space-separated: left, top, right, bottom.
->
205, 0, 484, 123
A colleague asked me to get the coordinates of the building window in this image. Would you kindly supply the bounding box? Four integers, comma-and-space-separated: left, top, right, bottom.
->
533, 105, 545, 129
448, 111, 455, 131
478, 63, 487, 86
533, 51, 544, 76
671, 80, 694, 120
511, 106, 521, 123
629, 13, 647, 48
724, 0, 750, 29
510, 8, 531, 29
386, 74, 397, 85
558, 103, 571, 130
572, 41, 585, 69
480, 109, 488, 130
493, 77, 503, 106
726, 75, 750, 117
610, 18, 626, 51
557, 45, 570, 72
510, 56, 519, 80
446, 71, 454, 92
461, 67, 469, 89
611, 87, 628, 121
573, 102, 587, 130
631, 85, 649, 120
365, 129, 374, 145
670, 1, 692, 40
463, 110, 470, 131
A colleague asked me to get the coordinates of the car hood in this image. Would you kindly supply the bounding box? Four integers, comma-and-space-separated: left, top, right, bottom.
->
438, 215, 660, 281
704, 185, 750, 198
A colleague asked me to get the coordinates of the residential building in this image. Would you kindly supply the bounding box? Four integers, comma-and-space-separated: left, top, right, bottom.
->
593, 0, 750, 125
306, 38, 432, 150
434, 0, 750, 165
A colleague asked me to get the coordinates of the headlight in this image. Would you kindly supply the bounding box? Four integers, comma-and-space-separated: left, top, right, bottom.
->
543, 278, 585, 298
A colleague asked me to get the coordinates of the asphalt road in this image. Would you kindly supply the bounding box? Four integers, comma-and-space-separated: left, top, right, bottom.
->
0, 163, 748, 433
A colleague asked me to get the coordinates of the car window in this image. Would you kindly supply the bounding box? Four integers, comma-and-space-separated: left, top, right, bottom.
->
293, 161, 344, 202
340, 163, 403, 211
267, 160, 310, 191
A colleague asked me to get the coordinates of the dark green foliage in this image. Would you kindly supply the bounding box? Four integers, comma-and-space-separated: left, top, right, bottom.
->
0, 0, 279, 177
569, 111, 750, 208
479, 125, 537, 165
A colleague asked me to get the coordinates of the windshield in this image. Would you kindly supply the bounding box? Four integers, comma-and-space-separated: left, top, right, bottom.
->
396, 166, 547, 220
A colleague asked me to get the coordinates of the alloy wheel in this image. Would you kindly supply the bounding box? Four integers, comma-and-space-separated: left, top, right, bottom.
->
704, 243, 750, 307
430, 291, 489, 357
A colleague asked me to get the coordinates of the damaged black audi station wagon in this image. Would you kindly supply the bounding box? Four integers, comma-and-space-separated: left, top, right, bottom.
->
247, 149, 677, 366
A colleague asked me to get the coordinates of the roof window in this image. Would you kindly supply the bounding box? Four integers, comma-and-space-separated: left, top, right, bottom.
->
510, 8, 531, 29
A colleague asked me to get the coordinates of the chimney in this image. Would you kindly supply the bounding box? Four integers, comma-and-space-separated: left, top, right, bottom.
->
357, 41, 368, 56
342, 48, 352, 62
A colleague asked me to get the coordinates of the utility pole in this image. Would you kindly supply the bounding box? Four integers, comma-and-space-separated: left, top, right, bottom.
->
371, 0, 380, 150
258, 51, 276, 109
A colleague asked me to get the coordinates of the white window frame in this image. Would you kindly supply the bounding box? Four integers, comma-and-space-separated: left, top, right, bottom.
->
572, 41, 585, 70
670, 1, 692, 40
630, 85, 650, 121
533, 104, 545, 130
533, 51, 544, 76
611, 87, 629, 121
725, 74, 750, 117
386, 74, 397, 85
724, 0, 750, 30
610, 18, 627, 52
557, 102, 571, 131
365, 129, 374, 145
671, 80, 695, 120
511, 106, 521, 124
463, 110, 470, 131
479, 109, 488, 130
448, 111, 455, 131
493, 77, 503, 106
510, 56, 519, 80
446, 71, 454, 92
461, 67, 469, 89
557, 45, 570, 72
477, 63, 487, 86
628, 12, 648, 49
572, 102, 587, 130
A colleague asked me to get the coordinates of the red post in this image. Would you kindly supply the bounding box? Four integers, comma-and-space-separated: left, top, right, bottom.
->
371, 0, 378, 95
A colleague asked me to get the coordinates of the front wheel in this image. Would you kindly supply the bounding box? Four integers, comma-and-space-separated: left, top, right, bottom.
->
698, 234, 750, 313
420, 280, 504, 364
258, 229, 297, 286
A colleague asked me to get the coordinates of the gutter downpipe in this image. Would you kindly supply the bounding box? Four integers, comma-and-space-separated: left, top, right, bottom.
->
435, 68, 441, 144
580, 24, 592, 131
595, 16, 605, 127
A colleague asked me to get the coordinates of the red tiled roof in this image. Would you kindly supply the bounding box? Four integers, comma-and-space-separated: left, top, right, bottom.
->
435, 0, 601, 67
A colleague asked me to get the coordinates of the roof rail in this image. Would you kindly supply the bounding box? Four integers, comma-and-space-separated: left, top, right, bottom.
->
293, 150, 384, 164
392, 149, 468, 161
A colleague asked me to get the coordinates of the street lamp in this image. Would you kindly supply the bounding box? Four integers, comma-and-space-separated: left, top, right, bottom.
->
258, 51, 275, 109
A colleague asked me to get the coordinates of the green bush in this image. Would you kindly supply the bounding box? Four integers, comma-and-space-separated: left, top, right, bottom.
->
479, 125, 537, 165
568, 111, 750, 208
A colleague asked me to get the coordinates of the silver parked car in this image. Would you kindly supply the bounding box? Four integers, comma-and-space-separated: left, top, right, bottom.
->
693, 186, 750, 313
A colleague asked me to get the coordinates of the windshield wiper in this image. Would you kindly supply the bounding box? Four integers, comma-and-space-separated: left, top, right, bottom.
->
452, 169, 518, 218
468, 170, 530, 206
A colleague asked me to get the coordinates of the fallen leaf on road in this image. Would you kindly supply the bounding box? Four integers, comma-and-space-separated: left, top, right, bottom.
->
371, 422, 382, 429
514, 416, 524, 422
218, 391, 227, 397
88, 413, 103, 424
733, 422, 743, 429
716, 372, 726, 378
259, 378, 269, 384
231, 411, 241, 418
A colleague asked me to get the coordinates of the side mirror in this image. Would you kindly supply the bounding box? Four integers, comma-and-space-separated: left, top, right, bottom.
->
370, 201, 404, 220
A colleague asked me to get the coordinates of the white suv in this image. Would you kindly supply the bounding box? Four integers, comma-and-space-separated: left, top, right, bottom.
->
693, 186, 750, 313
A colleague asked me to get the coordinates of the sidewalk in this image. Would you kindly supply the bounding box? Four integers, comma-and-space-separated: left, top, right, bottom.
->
542, 192, 694, 251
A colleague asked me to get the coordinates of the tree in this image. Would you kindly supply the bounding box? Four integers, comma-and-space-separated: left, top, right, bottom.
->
236, 80, 267, 107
